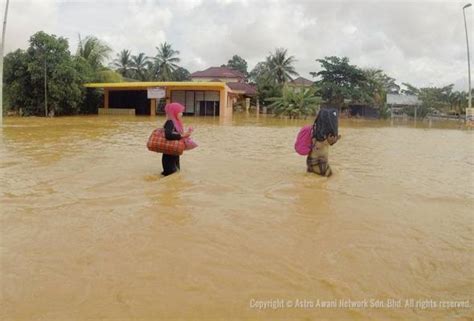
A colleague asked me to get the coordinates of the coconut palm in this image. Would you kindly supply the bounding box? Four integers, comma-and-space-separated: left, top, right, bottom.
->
266, 48, 298, 84
363, 68, 400, 104
131, 52, 151, 80
153, 42, 181, 81
76, 35, 111, 70
112, 49, 133, 78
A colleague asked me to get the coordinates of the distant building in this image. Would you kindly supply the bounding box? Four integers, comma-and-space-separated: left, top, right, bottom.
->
386, 94, 421, 117
386, 94, 421, 106
191, 67, 246, 83
191, 66, 256, 111
84, 81, 236, 118
287, 76, 314, 92
83, 67, 258, 118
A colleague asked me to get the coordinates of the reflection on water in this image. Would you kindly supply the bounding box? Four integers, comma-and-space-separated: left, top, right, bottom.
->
1, 115, 473, 320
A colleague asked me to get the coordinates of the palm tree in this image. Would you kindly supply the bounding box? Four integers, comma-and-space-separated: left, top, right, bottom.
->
131, 52, 151, 80
76, 35, 111, 70
153, 42, 180, 81
112, 49, 133, 78
363, 69, 387, 107
266, 48, 298, 84
448, 90, 467, 115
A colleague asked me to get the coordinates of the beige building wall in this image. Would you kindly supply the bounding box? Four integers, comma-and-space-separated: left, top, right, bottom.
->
93, 82, 233, 119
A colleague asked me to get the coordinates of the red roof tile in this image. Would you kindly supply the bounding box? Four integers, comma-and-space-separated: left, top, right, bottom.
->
289, 76, 314, 86
226, 82, 257, 95
191, 67, 245, 79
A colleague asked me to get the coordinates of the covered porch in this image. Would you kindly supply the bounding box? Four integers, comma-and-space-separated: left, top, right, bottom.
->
83, 81, 234, 118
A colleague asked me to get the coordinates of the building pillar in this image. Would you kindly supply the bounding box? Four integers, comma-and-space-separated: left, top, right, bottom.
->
219, 88, 227, 117
104, 88, 109, 109
150, 99, 156, 116
256, 98, 260, 115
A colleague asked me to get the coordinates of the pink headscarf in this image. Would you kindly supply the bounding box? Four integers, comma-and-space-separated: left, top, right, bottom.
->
164, 102, 185, 133
164, 102, 198, 150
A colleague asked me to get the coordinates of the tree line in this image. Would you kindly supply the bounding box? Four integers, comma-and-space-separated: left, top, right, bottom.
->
3, 31, 471, 118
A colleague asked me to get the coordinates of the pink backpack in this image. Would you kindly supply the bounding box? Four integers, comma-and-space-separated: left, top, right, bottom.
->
294, 125, 313, 156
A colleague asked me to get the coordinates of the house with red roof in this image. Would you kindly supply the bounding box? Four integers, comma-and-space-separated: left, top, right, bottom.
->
83, 67, 259, 119
191, 66, 257, 112
287, 76, 314, 92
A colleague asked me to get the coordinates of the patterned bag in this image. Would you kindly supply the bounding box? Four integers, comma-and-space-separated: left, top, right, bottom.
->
147, 128, 185, 156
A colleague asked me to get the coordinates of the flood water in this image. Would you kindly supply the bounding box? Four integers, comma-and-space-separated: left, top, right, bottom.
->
1, 114, 473, 320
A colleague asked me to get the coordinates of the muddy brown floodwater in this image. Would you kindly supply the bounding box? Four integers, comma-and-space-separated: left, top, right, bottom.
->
1, 115, 473, 320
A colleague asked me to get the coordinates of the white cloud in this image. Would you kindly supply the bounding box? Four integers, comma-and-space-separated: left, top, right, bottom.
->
3, 0, 58, 51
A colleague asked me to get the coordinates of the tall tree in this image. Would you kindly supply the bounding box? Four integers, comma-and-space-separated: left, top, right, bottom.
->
172, 66, 191, 81
4, 31, 89, 116
363, 68, 400, 107
112, 49, 133, 78
130, 52, 151, 80
249, 61, 280, 107
311, 56, 370, 107
249, 61, 271, 84
76, 35, 111, 70
266, 48, 298, 84
224, 55, 248, 77
153, 42, 180, 81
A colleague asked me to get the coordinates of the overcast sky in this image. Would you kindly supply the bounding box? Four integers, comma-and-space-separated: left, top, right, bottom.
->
2, 0, 473, 90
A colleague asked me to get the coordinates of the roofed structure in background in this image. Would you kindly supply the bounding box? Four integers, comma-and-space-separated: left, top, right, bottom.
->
83, 81, 234, 118
288, 76, 314, 87
191, 67, 245, 83
386, 94, 421, 106
226, 82, 257, 96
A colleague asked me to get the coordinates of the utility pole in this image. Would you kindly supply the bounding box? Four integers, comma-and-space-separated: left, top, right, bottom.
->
0, 0, 11, 123
463, 3, 472, 121
44, 55, 47, 117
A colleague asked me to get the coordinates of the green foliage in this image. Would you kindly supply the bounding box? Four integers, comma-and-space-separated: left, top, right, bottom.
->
249, 61, 271, 83
172, 66, 191, 81
95, 69, 123, 83
153, 42, 181, 81
266, 48, 298, 84
401, 82, 420, 96
249, 48, 299, 109
249, 61, 281, 107
363, 68, 399, 108
111, 49, 133, 78
130, 52, 151, 80
3, 49, 29, 112
223, 55, 248, 77
311, 56, 371, 107
111, 46, 186, 81
76, 34, 111, 70
448, 90, 469, 114
4, 31, 89, 116
266, 86, 321, 118
379, 103, 391, 119
400, 83, 467, 118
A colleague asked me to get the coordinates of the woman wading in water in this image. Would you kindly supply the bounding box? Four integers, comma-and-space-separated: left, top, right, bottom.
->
161, 103, 193, 176
307, 108, 340, 177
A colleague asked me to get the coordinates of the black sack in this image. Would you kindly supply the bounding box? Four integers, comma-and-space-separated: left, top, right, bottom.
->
313, 107, 339, 142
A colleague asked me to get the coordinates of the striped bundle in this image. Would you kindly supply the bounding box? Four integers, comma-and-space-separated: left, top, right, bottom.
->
147, 128, 185, 156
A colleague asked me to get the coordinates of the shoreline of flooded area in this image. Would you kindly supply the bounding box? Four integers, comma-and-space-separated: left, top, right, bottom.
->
1, 115, 473, 320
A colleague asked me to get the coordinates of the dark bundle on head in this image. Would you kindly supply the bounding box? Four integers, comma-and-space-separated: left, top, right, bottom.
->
313, 108, 339, 142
